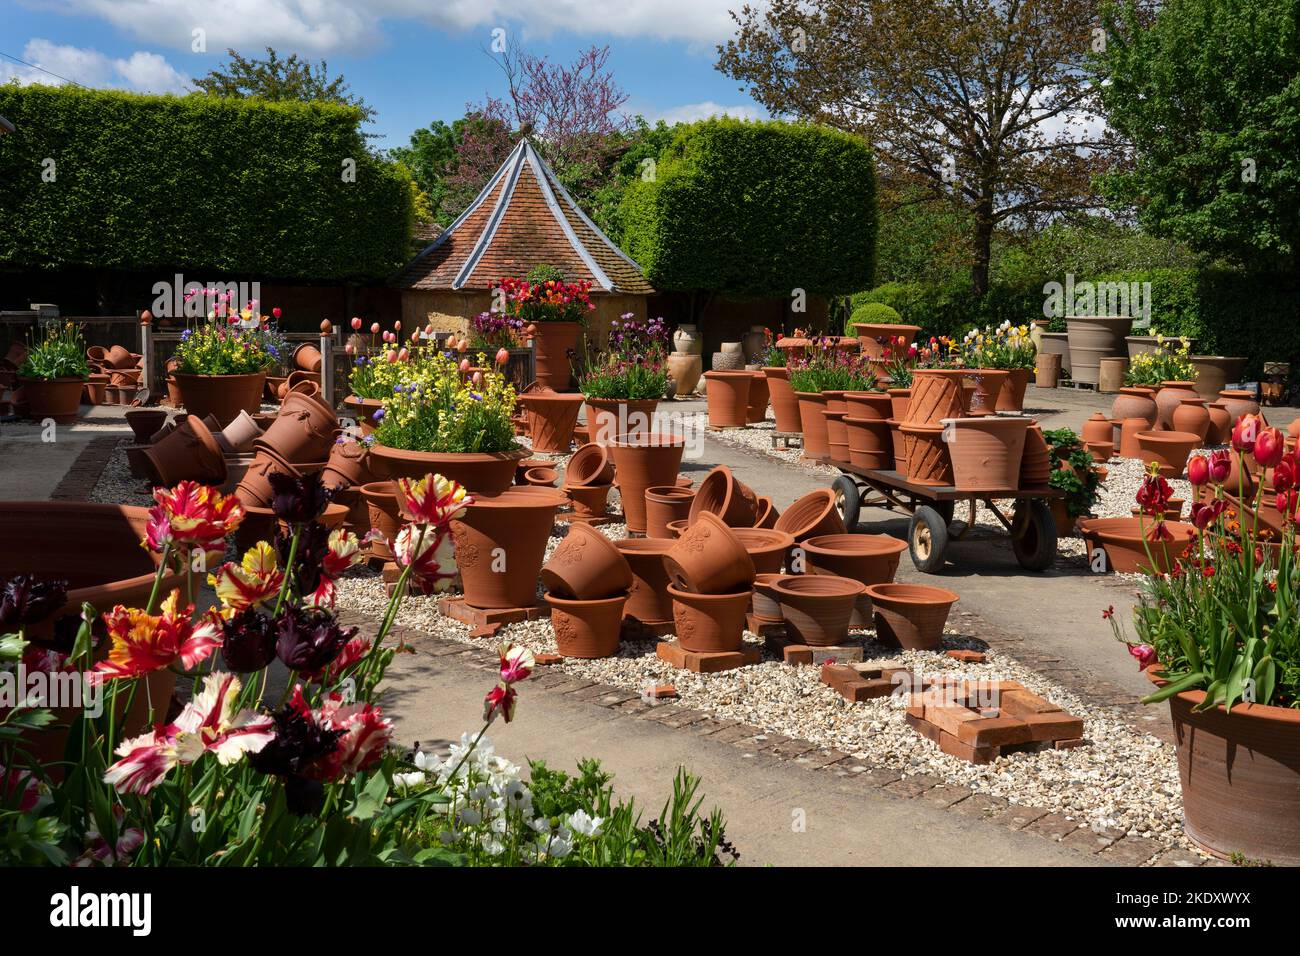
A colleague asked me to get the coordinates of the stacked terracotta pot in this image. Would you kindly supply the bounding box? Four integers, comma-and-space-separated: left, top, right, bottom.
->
561, 442, 615, 522
86, 343, 144, 405
235, 390, 341, 509
663, 513, 757, 654
542, 524, 633, 658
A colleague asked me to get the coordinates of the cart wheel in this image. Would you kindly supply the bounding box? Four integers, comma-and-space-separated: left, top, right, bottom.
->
1012, 499, 1057, 571
832, 475, 861, 530
908, 506, 949, 573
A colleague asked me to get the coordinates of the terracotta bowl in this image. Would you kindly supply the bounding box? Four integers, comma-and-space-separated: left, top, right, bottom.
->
1077, 517, 1198, 574
801, 533, 907, 586
729, 527, 796, 575
524, 466, 558, 487
770, 574, 864, 646
863, 582, 959, 650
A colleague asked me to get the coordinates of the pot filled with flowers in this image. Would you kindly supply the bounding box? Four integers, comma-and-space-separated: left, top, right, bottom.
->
848, 302, 921, 361
343, 319, 411, 435
1125, 337, 1197, 396
578, 315, 669, 445
173, 298, 282, 425
14, 321, 90, 423
965, 322, 1036, 412
788, 336, 879, 462
495, 265, 594, 391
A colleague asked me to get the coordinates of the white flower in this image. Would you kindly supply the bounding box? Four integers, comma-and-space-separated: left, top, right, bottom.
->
470, 783, 490, 801
458, 807, 482, 826
530, 816, 552, 833
484, 838, 505, 857
393, 771, 426, 790
547, 835, 572, 859
438, 829, 459, 845
414, 750, 443, 774
567, 809, 604, 838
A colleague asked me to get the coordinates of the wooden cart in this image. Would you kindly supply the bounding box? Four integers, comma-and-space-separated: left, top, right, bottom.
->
828, 465, 1062, 573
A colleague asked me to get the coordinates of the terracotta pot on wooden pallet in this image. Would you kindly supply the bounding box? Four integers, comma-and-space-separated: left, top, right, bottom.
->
844, 390, 891, 420
843, 416, 893, 470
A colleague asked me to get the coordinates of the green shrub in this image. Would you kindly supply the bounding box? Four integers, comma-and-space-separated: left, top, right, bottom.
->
0, 85, 414, 280
17, 322, 89, 381
844, 301, 902, 334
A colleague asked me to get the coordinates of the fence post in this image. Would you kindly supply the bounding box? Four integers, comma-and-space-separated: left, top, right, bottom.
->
320, 320, 334, 409
139, 310, 153, 394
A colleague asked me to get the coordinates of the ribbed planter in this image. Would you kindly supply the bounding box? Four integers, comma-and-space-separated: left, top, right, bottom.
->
771, 575, 863, 647
901, 423, 953, 486
864, 583, 958, 650
585, 397, 659, 446
773, 489, 846, 542
763, 367, 802, 433
905, 369, 965, 425
174, 372, 266, 426
1189, 356, 1247, 399
803, 533, 906, 627
703, 371, 753, 428
518, 392, 585, 453
944, 416, 1030, 492
688, 465, 759, 527
368, 444, 527, 495
608, 433, 686, 534
795, 391, 830, 460
1065, 316, 1132, 386
887, 388, 911, 421
730, 528, 795, 575
824, 410, 850, 465
844, 390, 891, 420
843, 416, 893, 470
614, 538, 676, 625
451, 489, 561, 609
531, 321, 581, 391
963, 369, 1009, 417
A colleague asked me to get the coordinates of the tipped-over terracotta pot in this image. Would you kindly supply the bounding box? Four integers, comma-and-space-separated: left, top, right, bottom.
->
565, 442, 615, 487
235, 446, 300, 509
546, 592, 628, 658
667, 585, 751, 653
773, 489, 847, 542
321, 439, 372, 489
216, 409, 264, 454
142, 414, 228, 487
613, 538, 676, 625
541, 523, 633, 600
753, 496, 780, 529
770, 574, 864, 646
663, 511, 756, 594
730, 527, 795, 575
864, 583, 959, 650
687, 464, 759, 527
644, 485, 695, 539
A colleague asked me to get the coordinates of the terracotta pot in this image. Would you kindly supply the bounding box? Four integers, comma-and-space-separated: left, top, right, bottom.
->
1019, 424, 1052, 489
688, 465, 759, 527
824, 410, 850, 464
265, 376, 288, 402
531, 321, 581, 390
173, 372, 266, 426
644, 485, 695, 539
994, 367, 1031, 412
744, 371, 769, 424
704, 370, 752, 428
235, 500, 350, 554
564, 482, 612, 518
1136, 430, 1200, 479
524, 466, 557, 487
1218, 389, 1260, 422
84, 372, 110, 405
773, 488, 846, 542
776, 337, 810, 362
853, 323, 921, 360
293, 342, 323, 373
663, 511, 756, 594
1154, 381, 1198, 430
255, 391, 338, 465
235, 447, 301, 509
1110, 386, 1158, 429
105, 344, 134, 369
771, 574, 864, 647
1081, 412, 1112, 445
730, 527, 795, 575
545, 592, 627, 658
565, 442, 614, 487
1077, 517, 1197, 574
901, 423, 954, 486
368, 444, 527, 495
802, 533, 904, 627
608, 433, 686, 534
85, 345, 107, 365
1130, 500, 1185, 522
864, 583, 959, 650
844, 390, 891, 420
945, 416, 1029, 491
125, 407, 168, 443
452, 489, 561, 609
666, 352, 703, 397
142, 414, 228, 487
343, 395, 383, 436
1036, 351, 1061, 388
843, 416, 892, 470
887, 388, 911, 421
1040, 332, 1071, 374
1172, 398, 1211, 442
666, 519, 690, 538
1189, 356, 1247, 399
1066, 316, 1132, 385
905, 369, 965, 425
886, 419, 907, 471
1049, 499, 1079, 537
763, 367, 801, 433
1205, 402, 1232, 445
213, 409, 264, 454
321, 439, 372, 489
751, 573, 784, 623
667, 585, 751, 653
754, 496, 780, 529
541, 523, 633, 600
1086, 440, 1114, 463
16, 376, 83, 423
518, 392, 585, 453
1118, 417, 1148, 459
795, 391, 830, 459
358, 481, 403, 559
585, 397, 659, 446
963, 369, 1008, 416
613, 538, 676, 625
1125, 335, 1194, 359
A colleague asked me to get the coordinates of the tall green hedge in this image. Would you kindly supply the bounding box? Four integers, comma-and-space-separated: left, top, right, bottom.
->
0, 85, 414, 281
620, 119, 876, 296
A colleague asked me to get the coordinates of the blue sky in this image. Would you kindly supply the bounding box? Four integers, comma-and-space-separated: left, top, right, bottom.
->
1, 0, 766, 149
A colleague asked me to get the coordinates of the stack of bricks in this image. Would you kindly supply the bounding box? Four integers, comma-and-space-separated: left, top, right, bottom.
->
905, 679, 1085, 764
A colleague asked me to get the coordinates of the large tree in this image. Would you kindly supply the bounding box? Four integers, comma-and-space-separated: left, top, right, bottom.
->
717, 0, 1119, 296
193, 47, 374, 124
1096, 0, 1300, 275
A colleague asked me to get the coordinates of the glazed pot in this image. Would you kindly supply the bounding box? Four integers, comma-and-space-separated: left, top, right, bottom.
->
451, 489, 562, 609
763, 367, 802, 433
1078, 517, 1197, 574
746, 372, 770, 424
173, 372, 266, 426
1205, 402, 1232, 445
293, 342, 323, 373
1154, 381, 1199, 430
16, 376, 84, 423
358, 480, 403, 559
644, 485, 695, 539
1218, 389, 1260, 422
704, 370, 752, 428
234, 447, 301, 509
565, 442, 615, 487
901, 423, 954, 487
905, 369, 965, 425
1189, 356, 1247, 399
688, 465, 759, 528
887, 388, 911, 421
944, 416, 1029, 492
853, 323, 921, 360
546, 592, 627, 659
730, 527, 795, 575
518, 392, 584, 453
667, 352, 703, 397
667, 585, 751, 653
994, 367, 1031, 413
663, 511, 756, 594
1040, 332, 1071, 375
541, 523, 633, 600
142, 414, 228, 487
824, 410, 850, 464
1172, 398, 1211, 443
585, 397, 659, 446
125, 407, 168, 443
321, 439, 372, 489
369, 444, 528, 495
1019, 424, 1052, 489
343, 395, 383, 436
864, 583, 959, 651
963, 369, 1008, 417
844, 390, 891, 420
773, 489, 847, 542
608, 433, 686, 534
614, 538, 676, 625
1110, 387, 1158, 429
531, 320, 581, 391
843, 416, 892, 470
1066, 316, 1132, 385
753, 496, 780, 529
1135, 430, 1200, 479
771, 574, 864, 647
795, 391, 830, 460
565, 482, 612, 518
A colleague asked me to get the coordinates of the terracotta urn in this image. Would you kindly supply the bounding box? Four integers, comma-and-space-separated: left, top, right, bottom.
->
142, 414, 228, 487
688, 465, 760, 527
703, 370, 753, 428
1109, 387, 1158, 428
451, 489, 563, 609
541, 523, 634, 600
795, 391, 830, 460
771, 574, 864, 647
1218, 389, 1260, 422
565, 442, 614, 487
15, 376, 84, 423
900, 423, 954, 486
853, 323, 921, 360
585, 397, 659, 446
843, 416, 892, 470
564, 482, 612, 519
173, 371, 266, 427
531, 320, 581, 391
667, 585, 751, 653
1205, 402, 1232, 445
546, 592, 628, 659
614, 538, 676, 625
905, 369, 965, 425
994, 367, 1031, 413
746, 371, 770, 424
864, 582, 959, 650
1155, 381, 1199, 430
763, 367, 801, 433
887, 388, 911, 421
944, 416, 1029, 492
1172, 398, 1211, 443
663, 511, 756, 594
125, 407, 168, 443
1081, 412, 1112, 446
518, 392, 585, 453
1077, 517, 1197, 574
1136, 430, 1200, 479
963, 369, 1008, 416
773, 489, 847, 542
369, 444, 528, 495
730, 527, 795, 575
644, 485, 695, 539
608, 432, 686, 534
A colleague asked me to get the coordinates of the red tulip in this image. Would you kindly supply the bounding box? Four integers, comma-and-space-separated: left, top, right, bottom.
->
1232, 414, 1260, 452
1275, 459, 1295, 493
1255, 426, 1285, 469
351, 316, 362, 331
1127, 643, 1158, 670
272, 307, 282, 319
1276, 491, 1295, 520
1186, 454, 1208, 487
1209, 450, 1232, 483
370, 322, 380, 334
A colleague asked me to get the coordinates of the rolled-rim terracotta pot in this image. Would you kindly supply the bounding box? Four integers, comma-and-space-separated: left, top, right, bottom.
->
565, 442, 615, 487
843, 416, 892, 469
730, 527, 795, 575
125, 407, 168, 443
1076, 516, 1197, 574
644, 485, 695, 539
795, 391, 830, 460
994, 367, 1031, 413
358, 480, 404, 559
540, 523, 633, 600
368, 443, 528, 495
900, 423, 954, 486
943, 416, 1030, 492
663, 511, 756, 594
763, 367, 802, 433
962, 369, 1009, 417
293, 342, 323, 373
451, 488, 560, 609
703, 370, 753, 428
667, 584, 751, 653
687, 465, 759, 528
905, 370, 965, 425
614, 537, 676, 624
216, 409, 264, 454
753, 496, 780, 529
15, 376, 84, 423
85, 345, 108, 365
585, 397, 659, 446
524, 466, 558, 487
864, 582, 959, 650
518, 391, 585, 453
802, 533, 906, 587
546, 592, 628, 659
773, 489, 847, 542
608, 432, 686, 534
1135, 430, 1199, 479
1218, 389, 1260, 422
771, 574, 864, 646
751, 572, 784, 622
173, 371, 266, 427
844, 390, 892, 420
142, 414, 228, 487
564, 482, 611, 518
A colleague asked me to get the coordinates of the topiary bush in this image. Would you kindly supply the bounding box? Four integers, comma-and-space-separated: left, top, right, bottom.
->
845, 301, 902, 334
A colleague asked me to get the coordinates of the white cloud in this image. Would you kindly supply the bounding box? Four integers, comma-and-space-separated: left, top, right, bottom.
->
3, 39, 190, 93
648, 100, 766, 124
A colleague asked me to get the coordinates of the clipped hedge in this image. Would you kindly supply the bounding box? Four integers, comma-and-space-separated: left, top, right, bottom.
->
0, 85, 414, 281
621, 118, 876, 297
844, 301, 901, 334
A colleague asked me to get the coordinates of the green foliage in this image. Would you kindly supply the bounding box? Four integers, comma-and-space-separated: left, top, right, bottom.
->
875, 187, 973, 286
17, 321, 89, 381
586, 118, 680, 246
845, 301, 902, 335
621, 118, 876, 296
192, 47, 376, 123
1044, 428, 1102, 518
389, 118, 468, 222
0, 84, 413, 280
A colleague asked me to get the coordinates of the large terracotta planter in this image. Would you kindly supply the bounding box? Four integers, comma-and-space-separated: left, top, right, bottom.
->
518, 392, 584, 453
905, 369, 965, 425
1135, 430, 1199, 479
1172, 398, 1211, 443
585, 397, 659, 446
771, 574, 863, 646
541, 523, 633, 600
666, 353, 703, 397
531, 320, 581, 391
843, 416, 893, 470
795, 391, 830, 460
546, 592, 627, 659
16, 376, 84, 423
773, 489, 846, 542
1154, 381, 1199, 430
142, 414, 228, 487
1077, 517, 1197, 573
667, 585, 751, 653
1040, 332, 1071, 375
1110, 386, 1158, 428
730, 527, 795, 575
343, 395, 383, 436
844, 390, 891, 420
763, 367, 801, 433
853, 323, 921, 360
451, 489, 561, 609
864, 582, 958, 650
887, 388, 911, 421
824, 410, 850, 464
1218, 389, 1260, 422
173, 372, 266, 427
663, 512, 756, 594
368, 444, 527, 495
1066, 316, 1132, 386
703, 370, 752, 428
608, 432, 686, 534
901, 423, 953, 486
686, 465, 759, 528
994, 367, 1031, 413
1189, 356, 1247, 399
614, 538, 676, 625
746, 372, 770, 424
945, 416, 1029, 492
963, 369, 1008, 417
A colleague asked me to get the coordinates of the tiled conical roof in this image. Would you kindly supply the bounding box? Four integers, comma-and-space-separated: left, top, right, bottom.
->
394, 138, 653, 294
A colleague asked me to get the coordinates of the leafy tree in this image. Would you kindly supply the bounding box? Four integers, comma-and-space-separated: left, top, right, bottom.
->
1096, 0, 1300, 275
389, 118, 467, 223
193, 47, 375, 124
718, 0, 1119, 297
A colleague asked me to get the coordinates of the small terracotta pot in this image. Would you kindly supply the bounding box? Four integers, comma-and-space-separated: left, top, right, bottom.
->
771, 574, 864, 646
358, 480, 404, 559
125, 408, 168, 443
141, 414, 228, 487
546, 592, 628, 659
687, 465, 759, 527
293, 342, 323, 373
704, 371, 753, 428
541, 523, 634, 600
773, 489, 847, 542
730, 527, 795, 575
864, 583, 959, 650
585, 397, 659, 446
524, 466, 558, 487
608, 432, 686, 535
1136, 430, 1200, 479
844, 390, 891, 420
667, 585, 751, 653
644, 485, 695, 538
566, 441, 614, 487
452, 489, 561, 609
901, 423, 954, 486
614, 538, 676, 624
216, 409, 264, 454
753, 496, 780, 529
85, 372, 110, 405
565, 482, 612, 518
663, 511, 756, 594
795, 391, 830, 459
321, 439, 372, 489
751, 573, 784, 622
235, 447, 301, 509
518, 392, 585, 453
